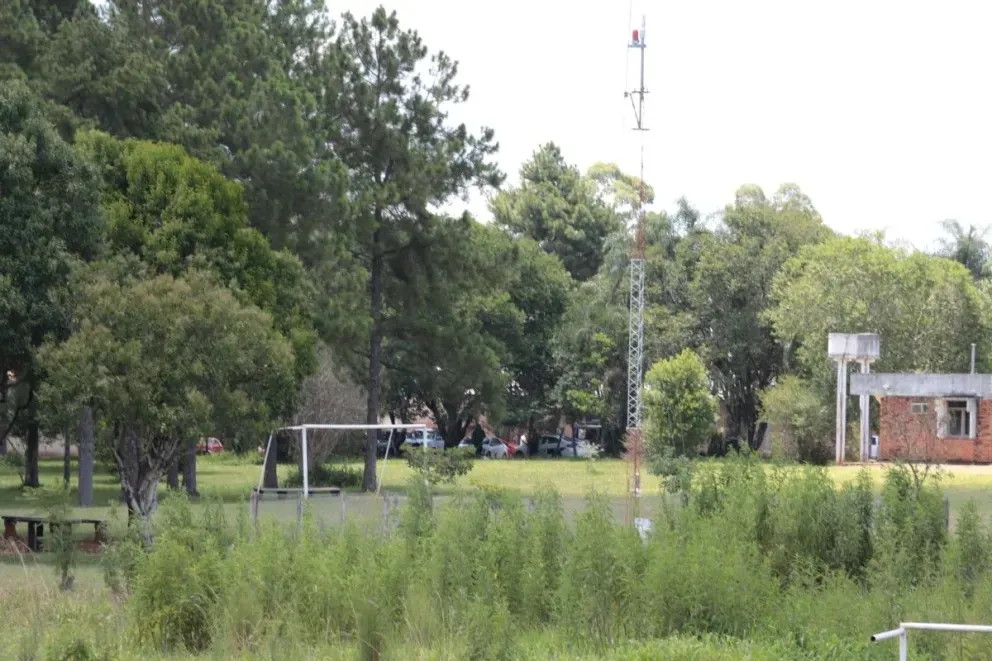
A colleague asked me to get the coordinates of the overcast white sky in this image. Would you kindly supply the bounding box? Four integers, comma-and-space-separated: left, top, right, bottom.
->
334, 0, 992, 249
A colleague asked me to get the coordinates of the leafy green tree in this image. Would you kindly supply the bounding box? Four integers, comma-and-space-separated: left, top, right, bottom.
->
769, 234, 987, 393
492, 143, 619, 281
759, 375, 832, 464
329, 8, 501, 490
382, 220, 518, 446
499, 237, 573, 445
36, 270, 297, 534
643, 349, 717, 463
0, 80, 103, 485
689, 184, 830, 447
552, 277, 628, 432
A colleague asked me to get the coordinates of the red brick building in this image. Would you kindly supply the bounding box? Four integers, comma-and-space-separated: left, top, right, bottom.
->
850, 373, 992, 463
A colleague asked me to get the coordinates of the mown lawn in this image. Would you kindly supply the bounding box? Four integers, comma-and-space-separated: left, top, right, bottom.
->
4, 455, 992, 521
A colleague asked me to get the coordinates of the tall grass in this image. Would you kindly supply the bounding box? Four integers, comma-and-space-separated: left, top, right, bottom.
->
9, 454, 992, 659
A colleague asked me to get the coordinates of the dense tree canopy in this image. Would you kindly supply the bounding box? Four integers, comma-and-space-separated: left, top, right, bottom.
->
76, 130, 317, 382
0, 80, 103, 483
768, 235, 987, 390
5, 0, 992, 495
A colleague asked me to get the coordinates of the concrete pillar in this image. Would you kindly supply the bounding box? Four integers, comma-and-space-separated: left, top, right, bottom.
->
859, 361, 871, 462
836, 359, 848, 464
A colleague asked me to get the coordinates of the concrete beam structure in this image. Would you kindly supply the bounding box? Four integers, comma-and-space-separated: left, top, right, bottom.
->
851, 373, 992, 398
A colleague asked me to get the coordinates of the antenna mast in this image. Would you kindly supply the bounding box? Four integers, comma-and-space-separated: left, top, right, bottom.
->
625, 16, 648, 504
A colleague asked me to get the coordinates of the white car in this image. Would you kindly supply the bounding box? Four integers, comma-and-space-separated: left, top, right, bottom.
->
558, 438, 596, 458
537, 435, 564, 457
404, 429, 445, 451
481, 437, 509, 459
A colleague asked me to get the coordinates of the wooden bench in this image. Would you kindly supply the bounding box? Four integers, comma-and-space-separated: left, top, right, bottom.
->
2, 515, 107, 552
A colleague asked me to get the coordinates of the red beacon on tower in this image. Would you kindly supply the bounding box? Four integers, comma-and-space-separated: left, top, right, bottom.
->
630, 29, 640, 46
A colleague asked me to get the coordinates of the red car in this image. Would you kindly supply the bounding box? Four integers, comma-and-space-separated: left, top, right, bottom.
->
196, 437, 224, 455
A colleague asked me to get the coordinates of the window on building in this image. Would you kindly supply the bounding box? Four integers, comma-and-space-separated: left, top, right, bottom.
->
910, 402, 928, 414
947, 400, 970, 437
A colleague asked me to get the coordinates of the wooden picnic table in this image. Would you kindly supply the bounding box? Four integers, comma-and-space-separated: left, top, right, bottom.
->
2, 514, 107, 552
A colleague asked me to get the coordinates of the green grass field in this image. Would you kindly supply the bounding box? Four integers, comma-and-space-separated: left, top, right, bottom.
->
4, 454, 992, 520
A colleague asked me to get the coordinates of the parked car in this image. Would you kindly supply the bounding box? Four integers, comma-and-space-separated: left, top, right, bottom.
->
376, 430, 404, 457
480, 437, 509, 458
504, 438, 527, 458
197, 437, 224, 455
558, 437, 596, 458
537, 434, 565, 457
457, 437, 479, 455
404, 429, 445, 451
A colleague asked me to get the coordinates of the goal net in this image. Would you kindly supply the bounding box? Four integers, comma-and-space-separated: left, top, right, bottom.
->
251, 423, 428, 525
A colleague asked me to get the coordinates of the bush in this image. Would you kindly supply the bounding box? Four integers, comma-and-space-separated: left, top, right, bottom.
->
284, 462, 363, 489
128, 497, 230, 652
404, 447, 475, 486
41, 487, 77, 591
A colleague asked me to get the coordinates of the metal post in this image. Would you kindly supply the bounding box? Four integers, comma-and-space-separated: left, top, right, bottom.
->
376, 428, 394, 495
972, 343, 977, 373
899, 630, 907, 661
301, 426, 309, 500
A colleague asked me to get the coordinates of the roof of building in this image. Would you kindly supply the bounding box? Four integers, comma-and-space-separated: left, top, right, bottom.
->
850, 373, 992, 398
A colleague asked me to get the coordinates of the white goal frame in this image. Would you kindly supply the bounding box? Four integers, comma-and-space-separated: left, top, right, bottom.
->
256, 423, 429, 498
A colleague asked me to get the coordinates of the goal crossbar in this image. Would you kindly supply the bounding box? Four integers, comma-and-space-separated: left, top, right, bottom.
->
257, 423, 429, 498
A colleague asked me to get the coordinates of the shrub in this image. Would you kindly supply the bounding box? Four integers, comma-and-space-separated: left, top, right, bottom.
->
41, 487, 77, 591
284, 462, 362, 489
0, 449, 25, 483
128, 497, 230, 652
404, 447, 474, 486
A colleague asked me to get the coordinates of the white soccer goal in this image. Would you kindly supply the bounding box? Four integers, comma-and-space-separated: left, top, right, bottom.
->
254, 423, 429, 502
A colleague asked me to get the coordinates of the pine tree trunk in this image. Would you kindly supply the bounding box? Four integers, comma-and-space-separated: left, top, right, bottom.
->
77, 407, 94, 507
183, 437, 198, 497
24, 391, 40, 488
363, 237, 383, 493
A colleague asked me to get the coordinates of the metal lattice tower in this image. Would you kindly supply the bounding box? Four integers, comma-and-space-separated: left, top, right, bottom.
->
625, 17, 648, 431
626, 258, 645, 429
624, 16, 649, 505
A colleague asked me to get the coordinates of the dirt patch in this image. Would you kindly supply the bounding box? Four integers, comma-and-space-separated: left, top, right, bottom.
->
0, 537, 31, 555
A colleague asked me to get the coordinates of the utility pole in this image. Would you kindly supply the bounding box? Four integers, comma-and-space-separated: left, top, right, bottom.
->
625, 16, 648, 510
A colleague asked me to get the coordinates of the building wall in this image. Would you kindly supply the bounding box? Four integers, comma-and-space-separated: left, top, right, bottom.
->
879, 396, 992, 463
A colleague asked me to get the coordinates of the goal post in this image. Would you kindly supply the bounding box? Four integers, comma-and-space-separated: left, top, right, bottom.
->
255, 423, 429, 500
